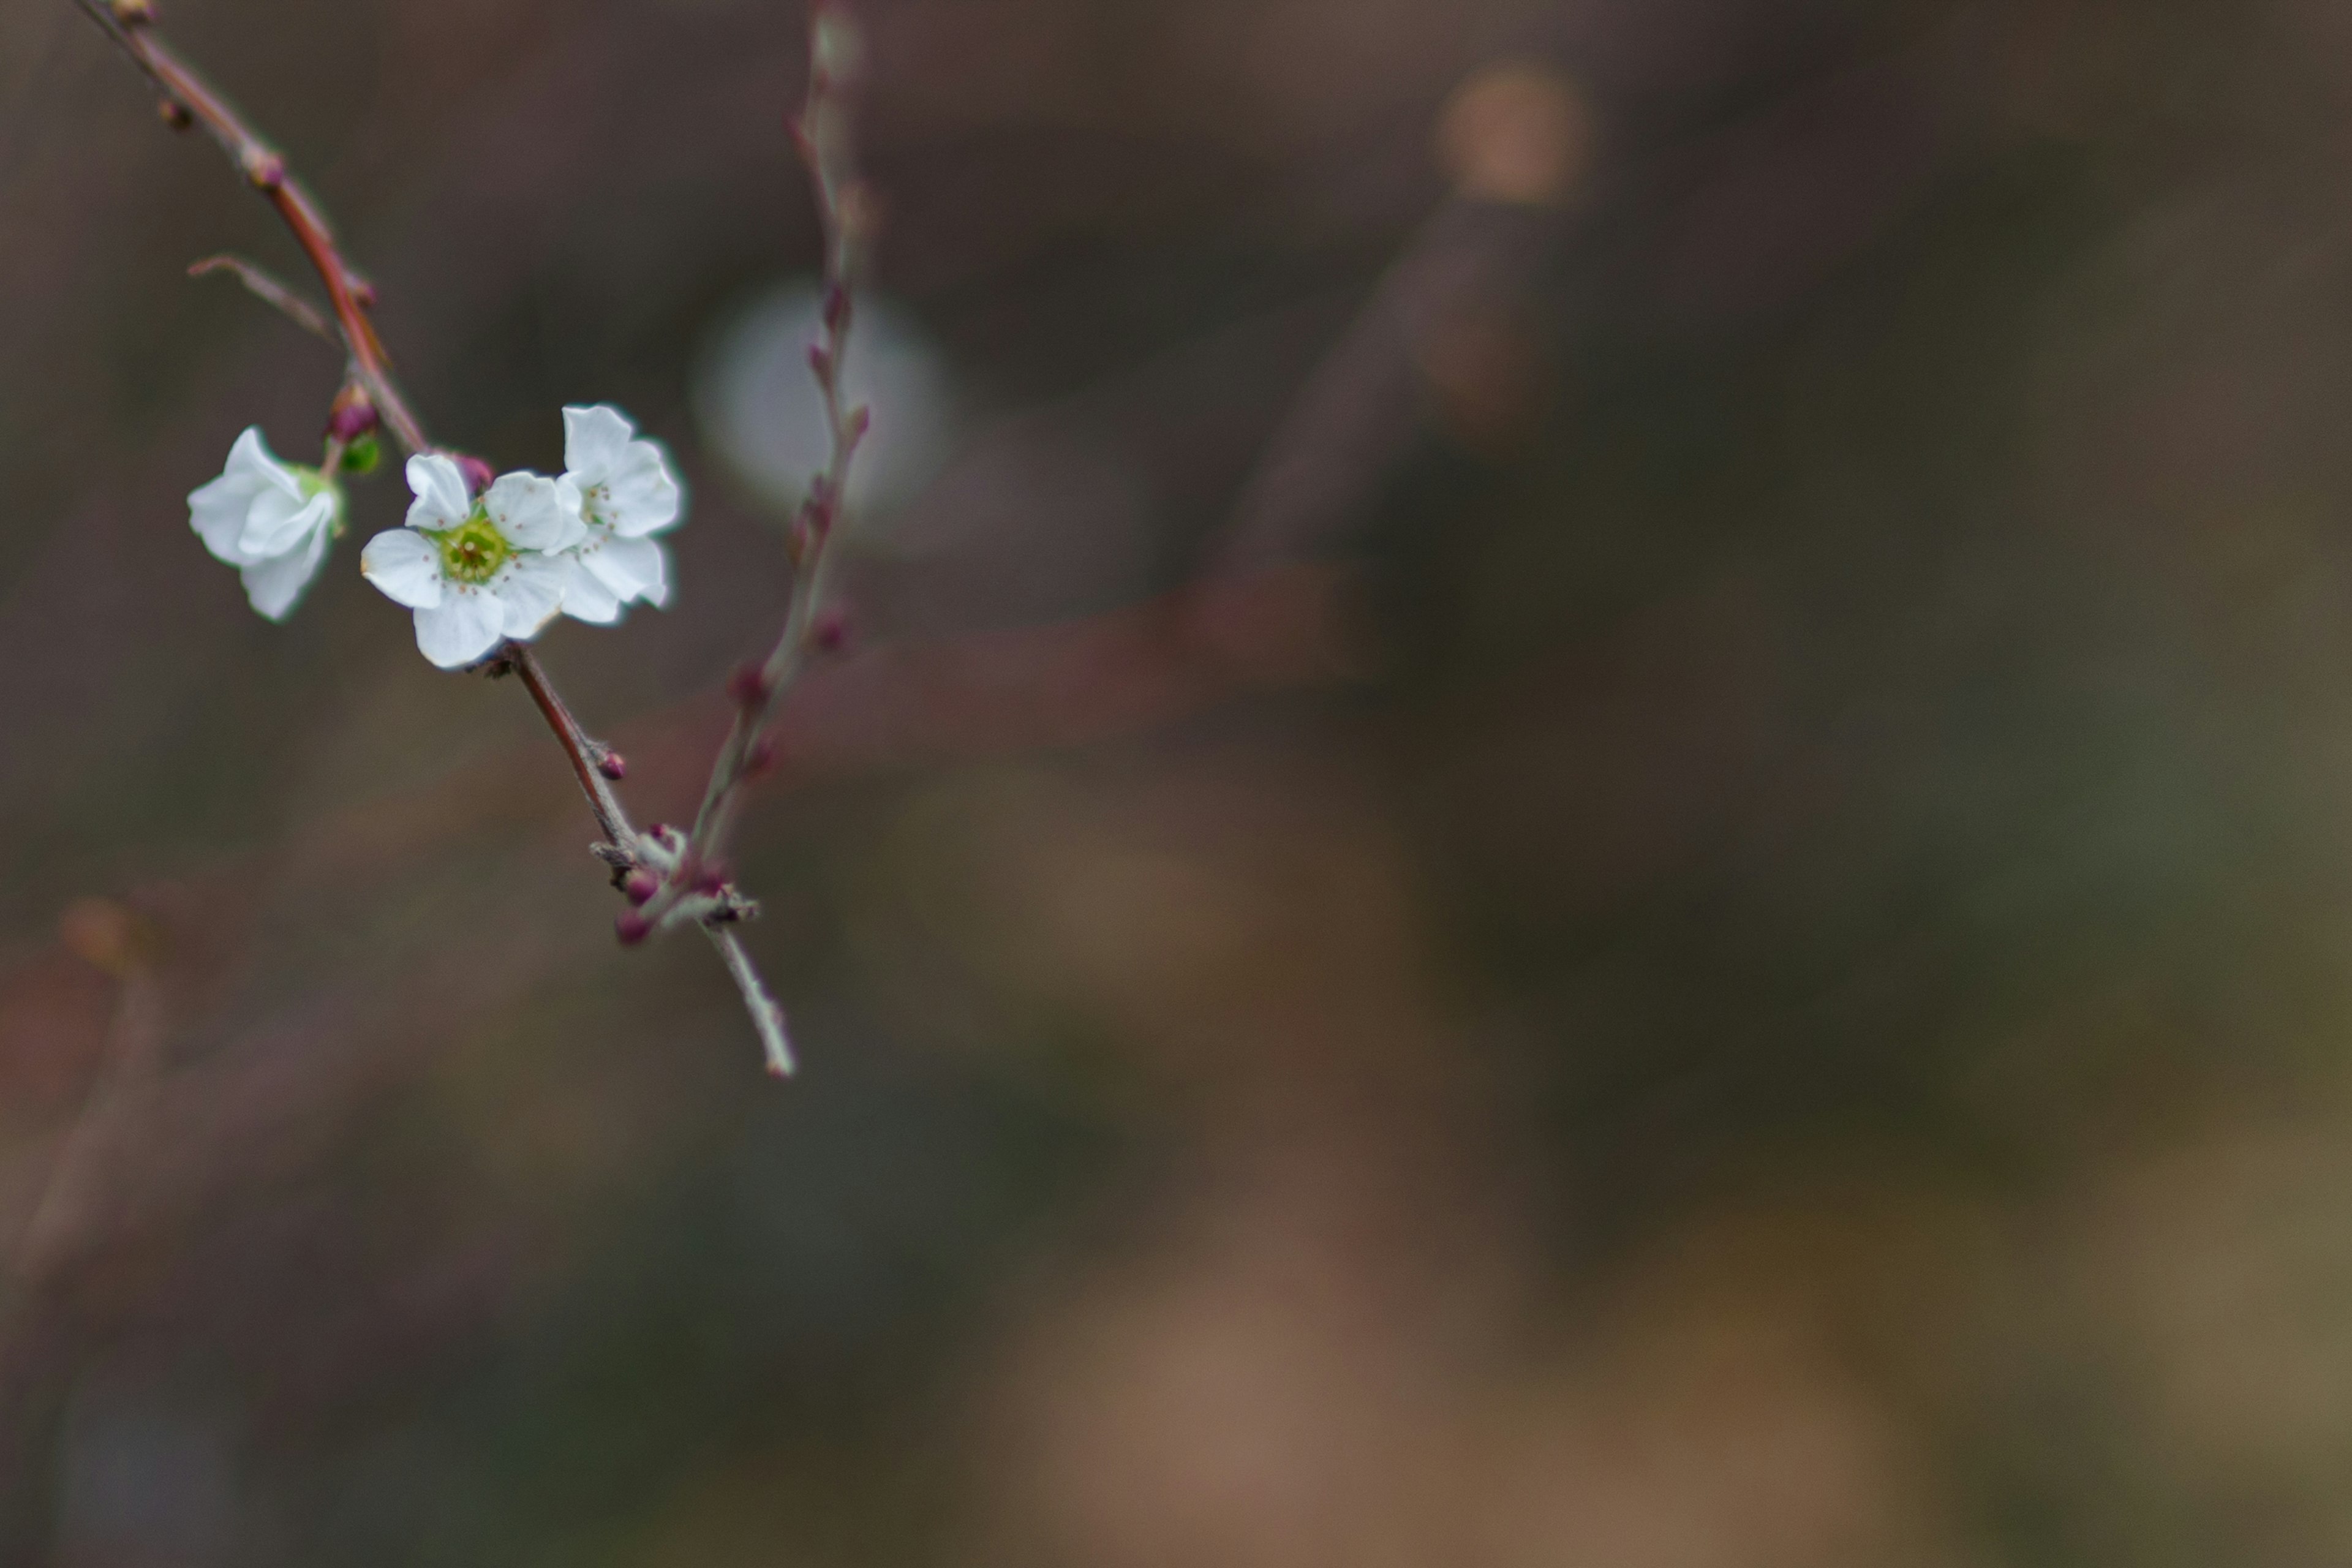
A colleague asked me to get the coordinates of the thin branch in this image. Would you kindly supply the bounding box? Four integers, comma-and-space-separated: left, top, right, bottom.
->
69, 0, 426, 455
189, 253, 338, 345
638, 1, 867, 932
510, 646, 633, 849
510, 646, 794, 1074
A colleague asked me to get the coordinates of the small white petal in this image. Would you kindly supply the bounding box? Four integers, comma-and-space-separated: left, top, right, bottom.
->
483, 472, 587, 552
405, 453, 472, 532
239, 488, 334, 561
560, 555, 625, 624
224, 427, 305, 501
585, 533, 669, 608
240, 523, 333, 622
414, 592, 504, 669
493, 552, 568, 639
190, 472, 263, 565
562, 404, 635, 480
360, 527, 445, 609
600, 443, 684, 537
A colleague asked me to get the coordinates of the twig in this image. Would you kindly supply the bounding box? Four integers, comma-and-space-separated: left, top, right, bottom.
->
510, 646, 632, 848
636, 1, 867, 935
70, 0, 796, 1072
188, 253, 338, 346
67, 0, 426, 454
511, 647, 794, 1074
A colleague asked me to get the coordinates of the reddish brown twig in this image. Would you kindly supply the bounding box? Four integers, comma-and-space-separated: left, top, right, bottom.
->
188, 254, 338, 346
70, 0, 794, 1073
636, 1, 868, 943
70, 0, 426, 455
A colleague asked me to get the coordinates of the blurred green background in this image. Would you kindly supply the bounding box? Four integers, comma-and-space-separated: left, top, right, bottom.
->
9, 0, 2352, 1562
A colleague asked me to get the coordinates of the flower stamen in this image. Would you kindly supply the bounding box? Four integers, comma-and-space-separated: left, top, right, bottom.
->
432, 511, 513, 585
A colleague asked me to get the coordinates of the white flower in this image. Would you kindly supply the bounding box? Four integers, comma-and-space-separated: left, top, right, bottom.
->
187, 427, 343, 622
360, 453, 587, 669
554, 404, 683, 625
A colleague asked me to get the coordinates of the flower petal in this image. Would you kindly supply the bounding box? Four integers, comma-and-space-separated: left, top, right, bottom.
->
414, 591, 504, 669
190, 472, 262, 565
240, 522, 333, 622
225, 427, 305, 500
483, 472, 587, 552
562, 404, 635, 481
493, 552, 568, 639
405, 453, 472, 532
559, 554, 625, 625
600, 442, 684, 537
240, 487, 334, 561
584, 533, 669, 608
360, 527, 445, 609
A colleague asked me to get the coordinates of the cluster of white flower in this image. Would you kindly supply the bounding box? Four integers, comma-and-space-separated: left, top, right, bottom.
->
186, 404, 684, 668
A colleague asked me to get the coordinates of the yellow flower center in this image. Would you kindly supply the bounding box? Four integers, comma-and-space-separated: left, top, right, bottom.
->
432, 512, 511, 586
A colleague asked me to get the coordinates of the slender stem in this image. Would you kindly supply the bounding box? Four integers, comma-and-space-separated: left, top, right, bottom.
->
188, 254, 338, 345
712, 927, 794, 1076
510, 645, 633, 847
638, 1, 865, 929
69, 0, 428, 456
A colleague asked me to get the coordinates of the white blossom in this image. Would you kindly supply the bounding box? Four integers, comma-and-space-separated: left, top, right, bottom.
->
554, 404, 683, 625
187, 427, 342, 622
360, 453, 586, 669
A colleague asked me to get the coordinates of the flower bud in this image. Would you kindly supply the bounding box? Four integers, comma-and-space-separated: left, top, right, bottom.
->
614, 908, 651, 946
244, 151, 286, 190
596, 748, 628, 782
110, 0, 156, 26
844, 404, 872, 445
808, 343, 834, 382
327, 385, 380, 442
725, 664, 772, 710
454, 454, 496, 497
810, 608, 850, 653
159, 98, 193, 131
744, 739, 777, 778
622, 870, 660, 905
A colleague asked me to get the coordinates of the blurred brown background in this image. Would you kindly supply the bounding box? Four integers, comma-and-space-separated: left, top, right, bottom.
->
8, 0, 2352, 1562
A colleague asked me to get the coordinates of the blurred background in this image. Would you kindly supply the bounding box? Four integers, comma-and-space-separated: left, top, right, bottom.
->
5, 0, 2352, 1561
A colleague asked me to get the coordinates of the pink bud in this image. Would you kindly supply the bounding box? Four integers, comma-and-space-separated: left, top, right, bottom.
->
350, 277, 379, 309
595, 749, 628, 782
326, 385, 379, 442
622, 870, 660, 905
725, 664, 771, 710
823, 284, 851, 334
807, 343, 834, 382
614, 909, 650, 946
454, 454, 496, 497
744, 739, 777, 778
811, 608, 849, 653
693, 859, 733, 895
845, 405, 872, 443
